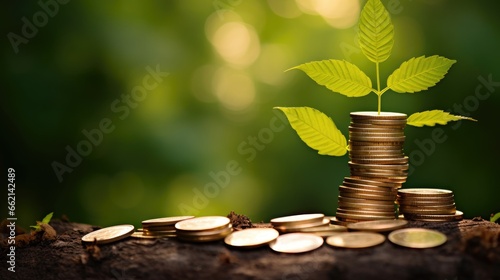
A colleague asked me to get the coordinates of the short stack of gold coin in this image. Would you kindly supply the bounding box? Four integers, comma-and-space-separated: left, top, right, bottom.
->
175, 216, 233, 242
397, 188, 463, 222
334, 112, 408, 223
271, 213, 346, 237
134, 216, 194, 239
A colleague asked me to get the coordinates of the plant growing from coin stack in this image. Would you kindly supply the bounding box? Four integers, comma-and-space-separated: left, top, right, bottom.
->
275, 0, 476, 222
276, 0, 475, 157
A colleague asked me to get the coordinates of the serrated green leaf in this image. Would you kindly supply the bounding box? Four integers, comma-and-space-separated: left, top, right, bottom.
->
407, 110, 477, 127
387, 55, 456, 93
288, 60, 373, 97
358, 0, 394, 63
274, 107, 347, 156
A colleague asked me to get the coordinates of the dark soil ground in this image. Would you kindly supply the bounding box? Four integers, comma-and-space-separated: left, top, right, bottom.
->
1, 214, 499, 280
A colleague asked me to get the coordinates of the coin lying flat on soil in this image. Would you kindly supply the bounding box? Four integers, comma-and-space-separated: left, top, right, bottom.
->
224, 228, 279, 248
388, 228, 447, 248
175, 216, 230, 232
81, 224, 135, 244
326, 232, 386, 248
269, 233, 324, 253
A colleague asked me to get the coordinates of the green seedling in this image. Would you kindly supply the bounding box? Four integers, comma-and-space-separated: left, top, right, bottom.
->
275, 0, 475, 156
491, 212, 500, 223
30, 212, 54, 232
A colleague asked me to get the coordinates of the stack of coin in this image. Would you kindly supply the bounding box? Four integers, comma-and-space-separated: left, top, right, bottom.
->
334, 111, 408, 223
132, 216, 194, 239
397, 188, 463, 222
175, 216, 233, 242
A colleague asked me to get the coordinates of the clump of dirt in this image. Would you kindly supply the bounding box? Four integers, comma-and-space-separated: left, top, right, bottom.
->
462, 226, 500, 263
0, 219, 57, 248
227, 211, 253, 231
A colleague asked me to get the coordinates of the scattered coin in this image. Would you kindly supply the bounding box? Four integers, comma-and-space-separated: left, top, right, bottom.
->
347, 219, 408, 232
224, 228, 279, 248
81, 224, 135, 244
269, 233, 324, 253
326, 232, 386, 248
130, 231, 175, 239
270, 213, 324, 227
177, 225, 233, 242
175, 216, 230, 232
142, 216, 194, 227
388, 228, 447, 248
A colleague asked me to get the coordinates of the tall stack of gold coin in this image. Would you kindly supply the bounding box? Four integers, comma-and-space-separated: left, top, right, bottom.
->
397, 188, 463, 222
334, 112, 408, 223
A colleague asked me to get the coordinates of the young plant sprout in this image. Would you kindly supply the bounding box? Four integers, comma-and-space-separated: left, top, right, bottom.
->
275, 0, 475, 157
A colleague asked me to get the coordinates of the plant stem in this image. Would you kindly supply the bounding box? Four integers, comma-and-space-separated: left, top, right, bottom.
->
376, 62, 381, 114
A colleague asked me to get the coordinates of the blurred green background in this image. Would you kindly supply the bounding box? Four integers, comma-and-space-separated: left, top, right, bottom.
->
1, 0, 499, 229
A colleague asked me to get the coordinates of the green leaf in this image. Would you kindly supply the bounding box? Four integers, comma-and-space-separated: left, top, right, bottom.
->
274, 107, 347, 156
358, 0, 394, 63
288, 60, 373, 97
491, 212, 500, 223
30, 212, 54, 231
387, 55, 456, 93
42, 212, 54, 224
407, 110, 477, 127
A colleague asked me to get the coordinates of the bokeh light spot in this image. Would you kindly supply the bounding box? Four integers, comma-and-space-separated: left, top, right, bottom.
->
296, 0, 360, 29
213, 67, 256, 111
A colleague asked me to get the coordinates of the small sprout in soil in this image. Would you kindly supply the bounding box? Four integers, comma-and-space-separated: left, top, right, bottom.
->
491, 212, 500, 223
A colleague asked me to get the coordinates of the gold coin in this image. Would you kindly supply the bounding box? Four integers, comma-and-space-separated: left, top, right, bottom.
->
224, 228, 279, 248
399, 207, 457, 215
130, 231, 175, 239
143, 229, 177, 236
339, 190, 395, 201
142, 216, 194, 227
397, 188, 453, 197
274, 218, 330, 232
338, 202, 395, 211
388, 228, 447, 248
338, 196, 394, 205
142, 225, 177, 231
269, 233, 324, 253
179, 224, 232, 237
344, 177, 401, 188
350, 157, 408, 165
326, 232, 385, 248
403, 210, 463, 221
175, 216, 230, 232
347, 219, 408, 232
339, 186, 394, 196
330, 216, 353, 226
341, 182, 396, 194
297, 224, 347, 233
337, 208, 395, 216
397, 197, 455, 206
178, 226, 233, 242
270, 213, 324, 227
336, 212, 396, 221
81, 224, 135, 244
350, 111, 407, 119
